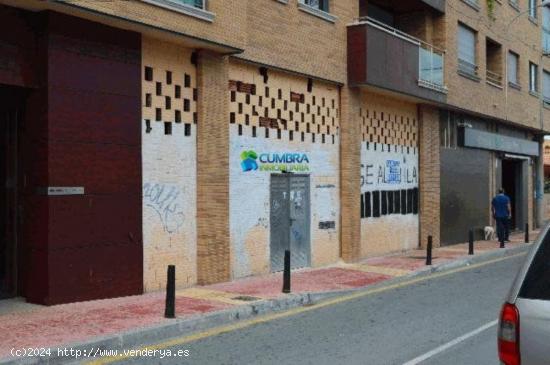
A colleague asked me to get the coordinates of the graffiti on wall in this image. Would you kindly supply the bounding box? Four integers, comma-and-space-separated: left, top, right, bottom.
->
360, 145, 419, 219
143, 182, 185, 233
360, 157, 418, 187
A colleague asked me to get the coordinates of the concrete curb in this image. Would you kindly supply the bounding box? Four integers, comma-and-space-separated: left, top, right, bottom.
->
0, 243, 532, 365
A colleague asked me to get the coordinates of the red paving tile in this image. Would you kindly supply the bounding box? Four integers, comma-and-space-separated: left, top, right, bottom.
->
0, 294, 231, 358
0, 231, 537, 360
209, 268, 391, 298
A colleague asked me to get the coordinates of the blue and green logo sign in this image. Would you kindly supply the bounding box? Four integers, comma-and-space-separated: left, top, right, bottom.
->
241, 150, 259, 172
241, 150, 310, 172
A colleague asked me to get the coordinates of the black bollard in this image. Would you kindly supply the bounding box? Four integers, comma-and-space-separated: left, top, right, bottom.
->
426, 236, 433, 266
283, 250, 291, 293
164, 265, 176, 319
525, 223, 529, 243
468, 229, 474, 255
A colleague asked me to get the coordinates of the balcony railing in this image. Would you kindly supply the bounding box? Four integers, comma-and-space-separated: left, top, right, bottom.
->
357, 17, 447, 93
419, 44, 446, 93
486, 69, 503, 87
458, 58, 479, 78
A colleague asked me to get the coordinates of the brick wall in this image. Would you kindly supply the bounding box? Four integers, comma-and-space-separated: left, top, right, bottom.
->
141, 37, 197, 291
340, 87, 362, 262
418, 105, 441, 248
59, 0, 357, 84
196, 51, 231, 285
445, 0, 550, 132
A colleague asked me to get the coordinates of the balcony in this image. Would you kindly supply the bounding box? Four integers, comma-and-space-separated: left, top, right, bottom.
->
348, 17, 447, 103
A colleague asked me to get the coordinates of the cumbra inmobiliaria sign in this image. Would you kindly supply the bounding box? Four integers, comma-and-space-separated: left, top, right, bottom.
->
241, 150, 310, 172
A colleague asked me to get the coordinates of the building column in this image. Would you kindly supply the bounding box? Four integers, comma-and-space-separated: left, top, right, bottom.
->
196, 51, 231, 285
340, 87, 362, 262
418, 105, 441, 248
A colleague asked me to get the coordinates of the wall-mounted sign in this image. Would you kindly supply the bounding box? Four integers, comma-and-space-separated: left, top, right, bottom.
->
241, 150, 310, 172
462, 128, 539, 157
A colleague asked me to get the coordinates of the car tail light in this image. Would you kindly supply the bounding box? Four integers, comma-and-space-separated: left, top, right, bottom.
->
498, 302, 520, 365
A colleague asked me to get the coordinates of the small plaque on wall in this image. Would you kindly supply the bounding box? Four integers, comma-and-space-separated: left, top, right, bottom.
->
37, 187, 85, 196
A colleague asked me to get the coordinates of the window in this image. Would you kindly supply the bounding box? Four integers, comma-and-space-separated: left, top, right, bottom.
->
304, 0, 329, 12
544, 70, 550, 102
518, 231, 550, 300
181, 0, 205, 9
544, 6, 550, 53
507, 51, 519, 86
530, 62, 539, 93
486, 38, 503, 86
298, 0, 336, 22
440, 111, 458, 149
457, 23, 478, 77
143, 0, 213, 22
529, 0, 537, 19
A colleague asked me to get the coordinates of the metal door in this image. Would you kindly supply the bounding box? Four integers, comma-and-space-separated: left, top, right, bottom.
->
289, 175, 310, 269
270, 174, 310, 272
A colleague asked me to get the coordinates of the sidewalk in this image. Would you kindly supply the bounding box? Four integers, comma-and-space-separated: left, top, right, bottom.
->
0, 230, 538, 363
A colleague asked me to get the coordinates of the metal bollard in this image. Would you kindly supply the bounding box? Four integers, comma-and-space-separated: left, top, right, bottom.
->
283, 250, 291, 293
468, 229, 474, 255
164, 265, 176, 319
525, 223, 529, 243
426, 236, 432, 266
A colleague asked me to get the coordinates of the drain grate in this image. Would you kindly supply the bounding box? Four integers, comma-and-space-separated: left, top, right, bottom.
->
231, 295, 261, 302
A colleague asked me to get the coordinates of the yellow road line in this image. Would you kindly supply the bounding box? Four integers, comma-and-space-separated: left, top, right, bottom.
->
88, 252, 526, 365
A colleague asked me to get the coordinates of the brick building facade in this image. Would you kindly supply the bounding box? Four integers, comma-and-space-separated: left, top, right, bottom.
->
0, 0, 548, 304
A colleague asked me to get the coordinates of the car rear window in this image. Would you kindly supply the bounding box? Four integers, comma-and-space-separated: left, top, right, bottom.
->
519, 231, 550, 300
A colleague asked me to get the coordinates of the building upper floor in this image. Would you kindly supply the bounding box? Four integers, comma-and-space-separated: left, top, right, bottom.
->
3, 0, 550, 133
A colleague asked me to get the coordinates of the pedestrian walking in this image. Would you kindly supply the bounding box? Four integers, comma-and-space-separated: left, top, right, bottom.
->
492, 188, 512, 247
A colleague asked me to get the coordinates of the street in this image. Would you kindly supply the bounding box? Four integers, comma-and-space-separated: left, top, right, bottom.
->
109, 253, 525, 365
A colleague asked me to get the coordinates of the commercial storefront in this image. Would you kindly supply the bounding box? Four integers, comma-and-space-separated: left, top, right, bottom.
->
358, 92, 420, 255
228, 62, 341, 276
439, 111, 539, 244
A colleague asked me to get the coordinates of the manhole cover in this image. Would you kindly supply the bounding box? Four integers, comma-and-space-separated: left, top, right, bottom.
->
231, 295, 261, 302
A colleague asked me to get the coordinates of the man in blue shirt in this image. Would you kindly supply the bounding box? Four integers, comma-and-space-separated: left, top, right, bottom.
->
492, 188, 511, 247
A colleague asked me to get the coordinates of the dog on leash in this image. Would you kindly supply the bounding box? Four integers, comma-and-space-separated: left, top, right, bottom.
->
484, 226, 496, 241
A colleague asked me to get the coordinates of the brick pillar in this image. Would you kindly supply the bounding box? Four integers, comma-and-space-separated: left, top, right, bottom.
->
418, 105, 441, 248
340, 87, 362, 261
196, 51, 231, 285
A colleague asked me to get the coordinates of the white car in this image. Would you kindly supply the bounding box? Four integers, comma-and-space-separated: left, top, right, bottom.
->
498, 224, 550, 365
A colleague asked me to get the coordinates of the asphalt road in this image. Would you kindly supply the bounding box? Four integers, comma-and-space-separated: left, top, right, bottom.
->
116, 254, 526, 365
